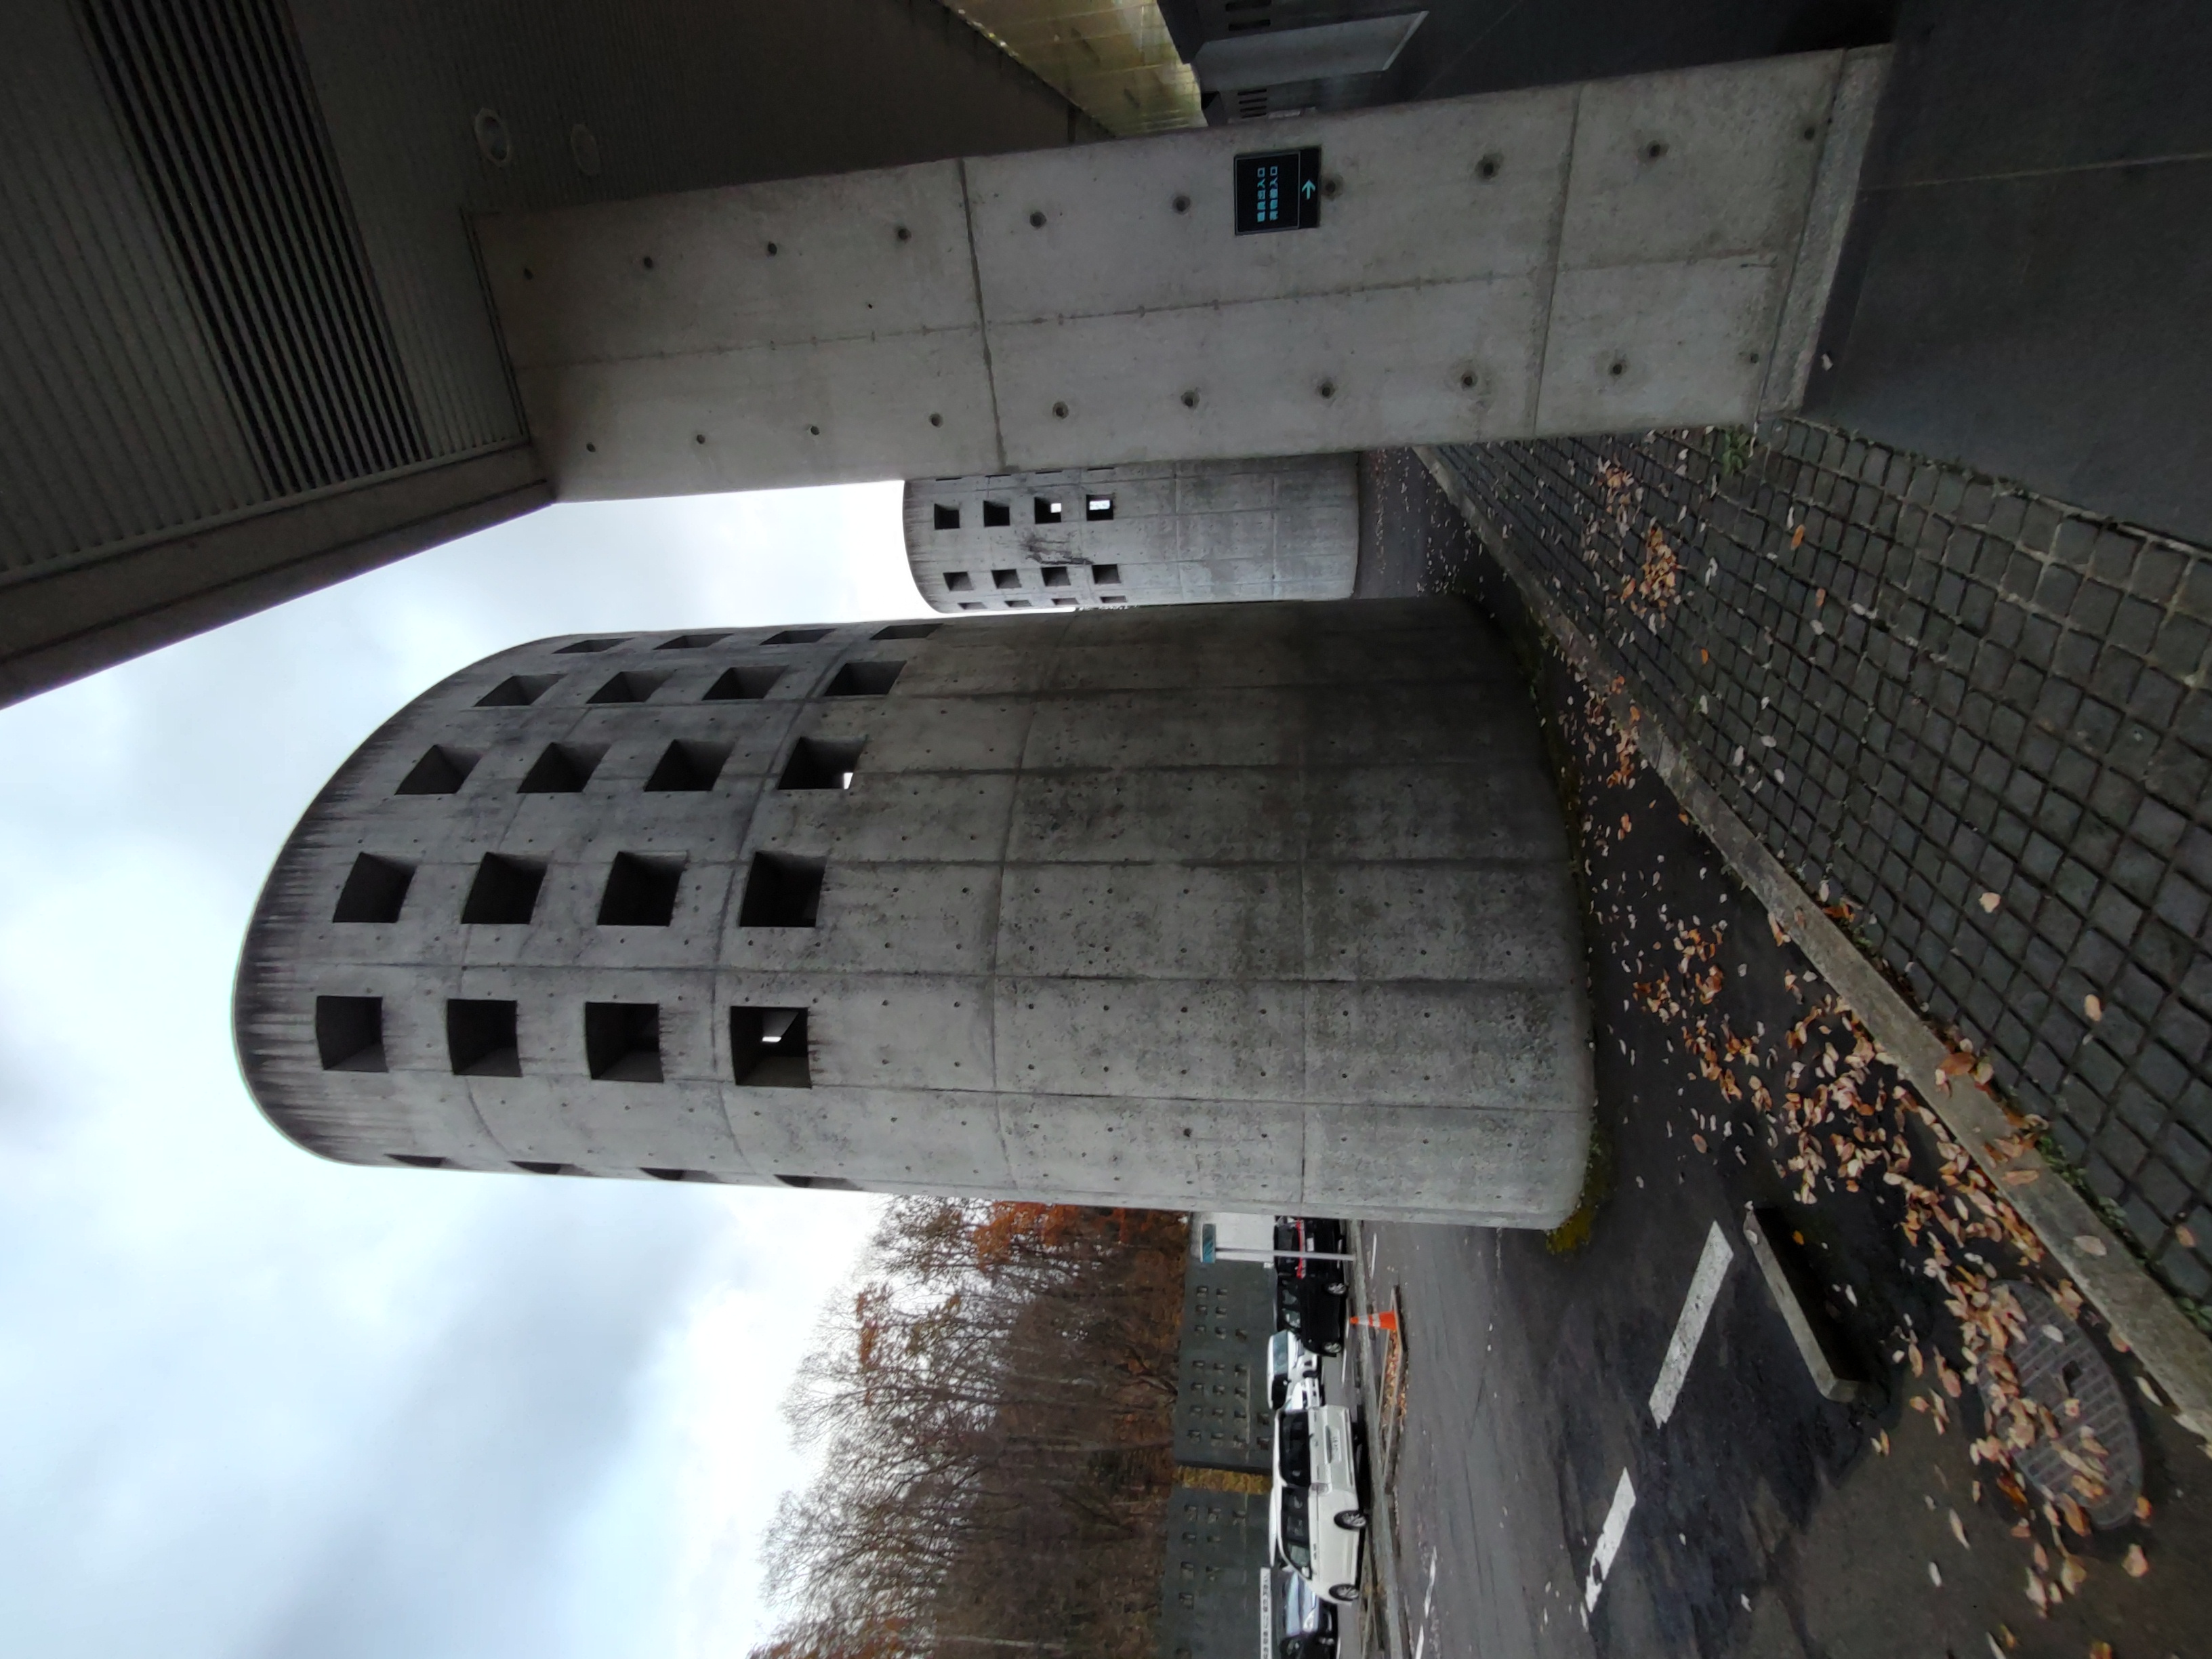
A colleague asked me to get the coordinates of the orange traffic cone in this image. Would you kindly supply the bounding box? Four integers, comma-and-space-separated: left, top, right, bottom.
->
1350, 1309, 1399, 1332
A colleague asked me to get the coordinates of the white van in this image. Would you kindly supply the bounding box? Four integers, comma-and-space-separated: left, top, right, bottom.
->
1269, 1328, 1324, 1412
1269, 1404, 1366, 1605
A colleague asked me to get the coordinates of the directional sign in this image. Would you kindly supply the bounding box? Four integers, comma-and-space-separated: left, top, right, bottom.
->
1233, 146, 1321, 234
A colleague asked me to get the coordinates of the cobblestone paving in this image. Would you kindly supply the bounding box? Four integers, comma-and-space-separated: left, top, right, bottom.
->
1412, 426, 2212, 1324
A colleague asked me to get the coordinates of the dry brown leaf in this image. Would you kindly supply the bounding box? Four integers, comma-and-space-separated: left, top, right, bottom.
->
2024, 1572, 2047, 1614
2134, 1494, 2152, 1522
2177, 1225, 2198, 1249
1978, 891, 2001, 912
1940, 1052, 1977, 1077
2083, 993, 2103, 1021
2089, 1643, 2112, 1659
2123, 1543, 2148, 1578
2058, 1555, 2086, 1595
1791, 523, 1807, 548
2003, 1169, 2040, 1186
2071, 1234, 2108, 1258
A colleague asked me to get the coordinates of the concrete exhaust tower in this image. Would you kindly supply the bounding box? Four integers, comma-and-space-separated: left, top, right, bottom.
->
234, 599, 1594, 1225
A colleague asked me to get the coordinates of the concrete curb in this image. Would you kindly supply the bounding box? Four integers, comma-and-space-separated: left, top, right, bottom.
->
1413, 445, 2212, 1449
1347, 1221, 1410, 1659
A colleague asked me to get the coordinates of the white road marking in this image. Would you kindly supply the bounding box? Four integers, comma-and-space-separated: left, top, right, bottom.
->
1647, 1219, 1736, 1429
1582, 1469, 1637, 1614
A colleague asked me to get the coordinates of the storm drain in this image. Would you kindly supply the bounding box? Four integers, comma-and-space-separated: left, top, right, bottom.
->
1978, 1282, 2142, 1530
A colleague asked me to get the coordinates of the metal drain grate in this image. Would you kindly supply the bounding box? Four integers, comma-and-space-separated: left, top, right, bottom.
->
1980, 1282, 2142, 1530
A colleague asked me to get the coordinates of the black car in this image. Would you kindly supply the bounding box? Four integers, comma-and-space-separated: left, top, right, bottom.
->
1279, 1569, 1339, 1658
1273, 1216, 1348, 1355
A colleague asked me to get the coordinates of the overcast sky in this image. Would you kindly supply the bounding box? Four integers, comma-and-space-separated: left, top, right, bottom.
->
0, 485, 924, 1658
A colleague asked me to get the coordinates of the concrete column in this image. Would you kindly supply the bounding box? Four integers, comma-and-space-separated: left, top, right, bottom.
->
234, 599, 1595, 1226
482, 49, 1889, 501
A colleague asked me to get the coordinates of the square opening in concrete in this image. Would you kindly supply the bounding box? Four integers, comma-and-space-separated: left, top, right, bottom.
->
732, 1006, 811, 1087
598, 853, 684, 926
476, 674, 558, 708
657, 632, 729, 650
556, 637, 628, 653
395, 745, 478, 795
518, 742, 603, 793
333, 853, 414, 923
825, 661, 902, 697
1092, 562, 1121, 586
767, 628, 830, 645
389, 1154, 449, 1168
739, 852, 824, 927
585, 1002, 662, 1081
703, 665, 783, 701
933, 504, 960, 531
1051, 596, 1078, 607
1086, 494, 1114, 521
447, 998, 520, 1076
641, 1166, 708, 1181
1005, 599, 1033, 609
512, 1160, 573, 1174
1101, 595, 1129, 606
462, 853, 546, 923
1034, 497, 1062, 523
779, 736, 864, 790
991, 569, 1022, 590
959, 602, 984, 611
315, 995, 386, 1071
644, 740, 731, 793
1042, 567, 1071, 588
874, 622, 938, 640
588, 670, 667, 704
776, 1174, 858, 1189
983, 499, 1010, 527
945, 571, 974, 592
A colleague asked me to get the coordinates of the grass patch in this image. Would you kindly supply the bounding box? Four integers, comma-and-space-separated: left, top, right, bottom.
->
1547, 1119, 1616, 1254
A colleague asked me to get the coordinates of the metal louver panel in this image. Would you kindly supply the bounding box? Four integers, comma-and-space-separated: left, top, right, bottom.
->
80, 0, 426, 497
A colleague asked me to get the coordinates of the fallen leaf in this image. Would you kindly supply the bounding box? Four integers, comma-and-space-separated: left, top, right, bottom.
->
2089, 1644, 2112, 1659
2003, 1169, 2040, 1186
2135, 1494, 2152, 1522
2083, 994, 2103, 1021
1948, 1509, 1968, 1548
1792, 523, 1807, 548
2123, 1544, 2148, 1578
1693, 1133, 1709, 1153
1980, 892, 2001, 912
2072, 1234, 2109, 1258
2024, 1572, 2047, 1614
1927, 1561, 1942, 1588
2059, 1555, 2086, 1595
1940, 1052, 1977, 1077
2177, 1225, 2197, 1248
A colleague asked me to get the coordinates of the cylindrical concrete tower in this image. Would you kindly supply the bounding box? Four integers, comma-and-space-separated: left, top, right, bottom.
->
234, 600, 1593, 1225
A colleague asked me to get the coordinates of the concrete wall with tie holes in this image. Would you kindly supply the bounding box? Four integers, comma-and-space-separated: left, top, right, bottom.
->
234, 599, 1594, 1225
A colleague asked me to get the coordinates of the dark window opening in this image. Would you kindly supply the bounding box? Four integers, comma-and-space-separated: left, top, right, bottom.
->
1092, 562, 1121, 585
933, 504, 960, 530
1042, 566, 1071, 588
477, 674, 557, 708
512, 1160, 573, 1175
992, 569, 1023, 590
945, 571, 974, 592
958, 602, 984, 611
315, 996, 386, 1071
739, 852, 825, 927
1085, 495, 1114, 520
1034, 497, 1063, 523
598, 853, 684, 926
390, 1153, 450, 1168
644, 739, 731, 793
704, 665, 783, 701
733, 1007, 812, 1087
779, 736, 865, 790
641, 1166, 707, 1181
462, 853, 546, 924
556, 637, 628, 653
518, 742, 602, 794
333, 853, 413, 923
657, 632, 729, 651
1101, 594, 1129, 606
824, 661, 903, 697
766, 628, 831, 645
396, 745, 477, 796
585, 1002, 662, 1081
1005, 599, 1033, 609
775, 1173, 859, 1190
873, 622, 939, 640
588, 670, 666, 705
447, 998, 520, 1076
982, 499, 1010, 527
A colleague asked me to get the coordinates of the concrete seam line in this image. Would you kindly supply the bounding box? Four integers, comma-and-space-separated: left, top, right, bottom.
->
956, 157, 1009, 474
1411, 444, 2212, 1449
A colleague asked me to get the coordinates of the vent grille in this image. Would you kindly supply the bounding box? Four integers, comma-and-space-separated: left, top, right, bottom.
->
81, 0, 425, 496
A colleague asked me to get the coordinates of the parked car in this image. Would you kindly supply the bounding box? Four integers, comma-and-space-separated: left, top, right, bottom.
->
1278, 1570, 1339, 1658
1273, 1216, 1349, 1356
1268, 1403, 1366, 1605
1269, 1328, 1325, 1412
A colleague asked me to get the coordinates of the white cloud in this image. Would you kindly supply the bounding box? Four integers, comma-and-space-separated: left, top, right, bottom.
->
0, 485, 909, 1657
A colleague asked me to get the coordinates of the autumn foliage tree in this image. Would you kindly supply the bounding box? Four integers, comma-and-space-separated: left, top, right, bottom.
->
752, 1200, 1189, 1659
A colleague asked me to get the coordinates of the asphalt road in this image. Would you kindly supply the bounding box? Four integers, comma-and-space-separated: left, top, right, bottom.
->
1340, 455, 2210, 1659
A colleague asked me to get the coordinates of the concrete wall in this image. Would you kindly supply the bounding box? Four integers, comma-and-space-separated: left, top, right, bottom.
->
1174, 1258, 1273, 1472
482, 49, 1889, 501
904, 455, 1357, 613
234, 599, 1595, 1226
